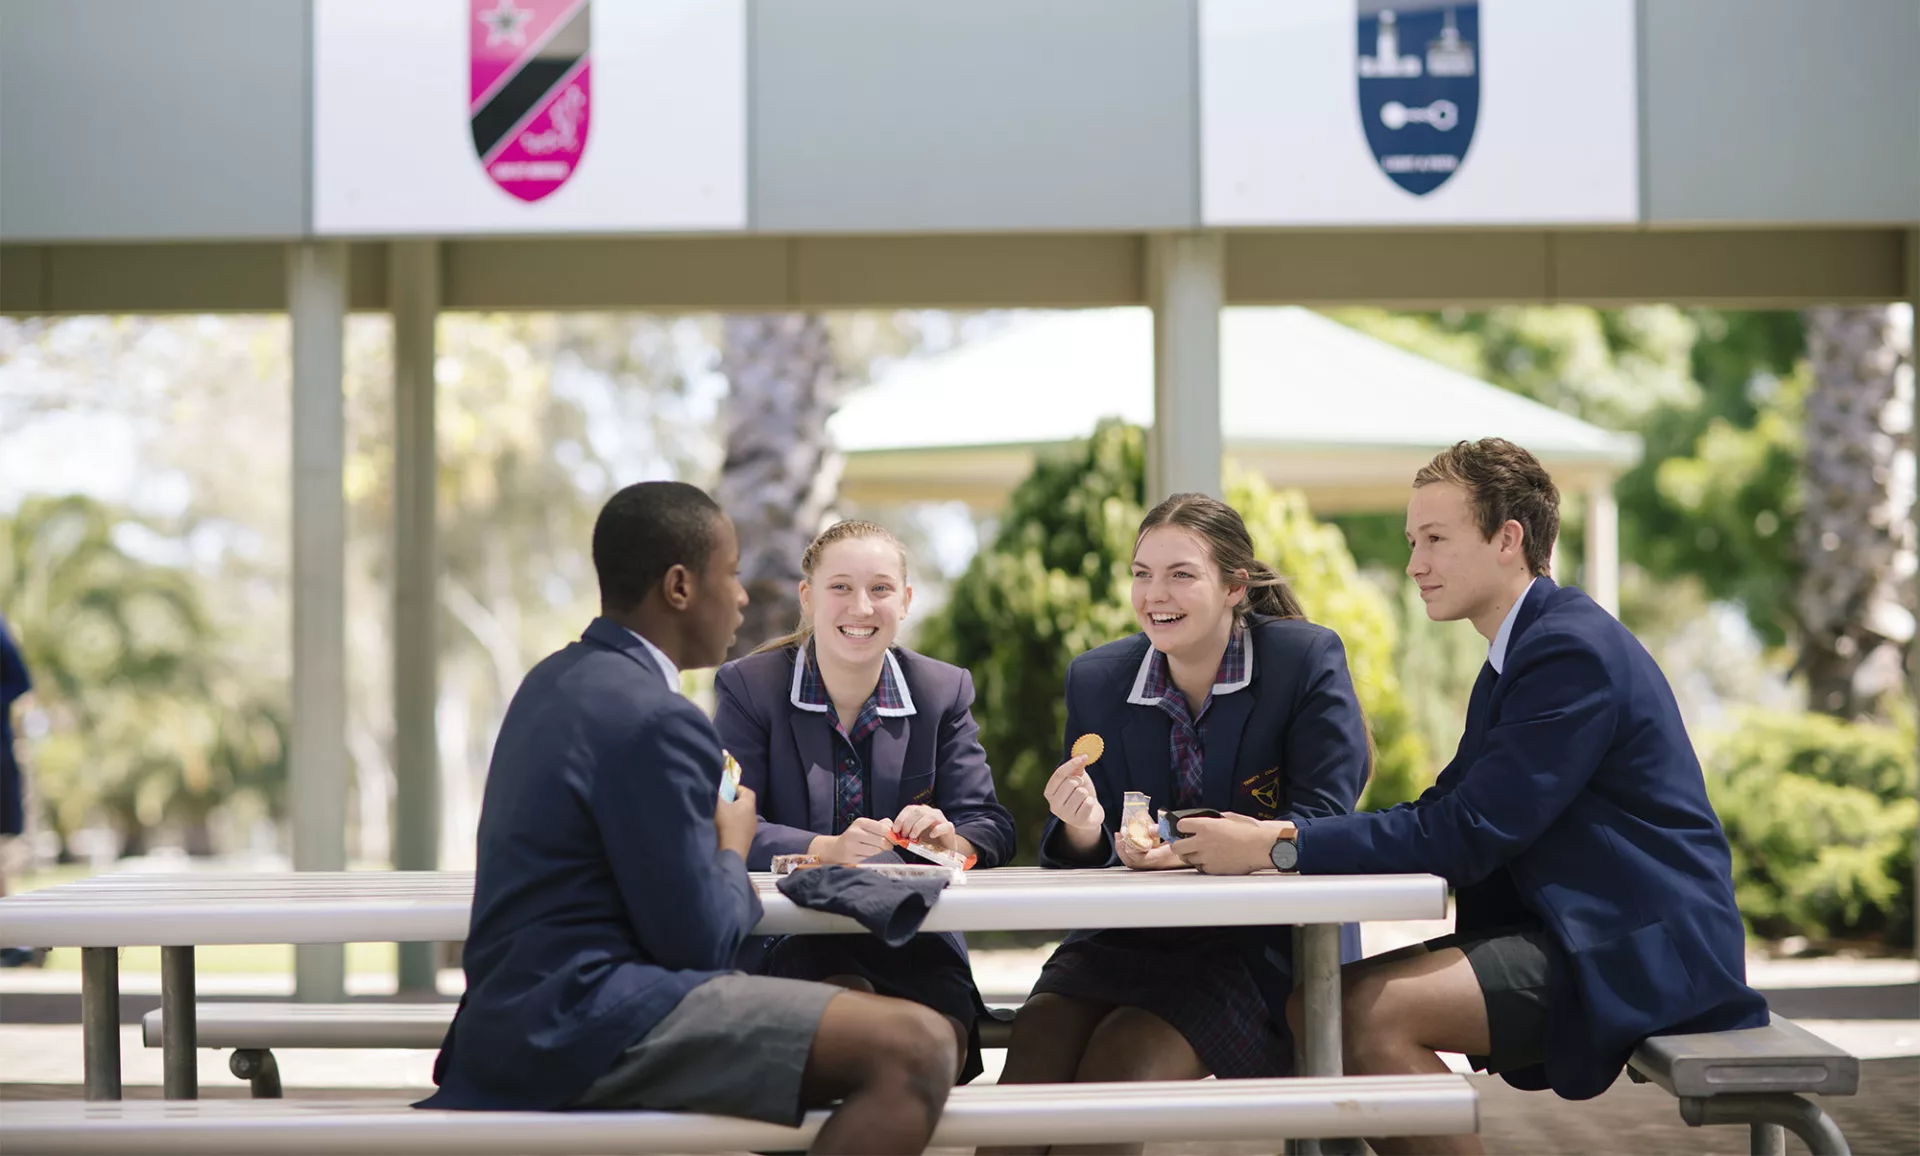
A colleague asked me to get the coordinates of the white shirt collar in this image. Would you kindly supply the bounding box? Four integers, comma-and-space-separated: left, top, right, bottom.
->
788, 644, 917, 718
1127, 631, 1255, 706
624, 628, 681, 694
1488, 578, 1540, 676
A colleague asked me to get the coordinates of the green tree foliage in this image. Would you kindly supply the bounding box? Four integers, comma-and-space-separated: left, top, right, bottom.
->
0, 495, 286, 855
1704, 709, 1915, 946
1618, 312, 1806, 647
918, 421, 1429, 859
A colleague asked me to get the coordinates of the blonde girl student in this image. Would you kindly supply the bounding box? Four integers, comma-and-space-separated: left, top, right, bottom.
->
713, 520, 1017, 1084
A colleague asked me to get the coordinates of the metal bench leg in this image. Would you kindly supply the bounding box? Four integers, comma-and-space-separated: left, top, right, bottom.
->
1751, 1122, 1787, 1156
161, 945, 198, 1099
230, 1049, 283, 1098
1680, 1094, 1850, 1156
1293, 924, 1362, 1156
81, 947, 121, 1101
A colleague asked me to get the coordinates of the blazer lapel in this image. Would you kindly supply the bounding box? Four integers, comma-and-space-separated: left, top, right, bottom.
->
868, 716, 910, 821
1120, 707, 1175, 811
790, 712, 838, 833
1461, 662, 1497, 759
1200, 690, 1255, 813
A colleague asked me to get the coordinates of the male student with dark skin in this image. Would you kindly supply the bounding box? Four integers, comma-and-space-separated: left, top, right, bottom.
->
421, 481, 956, 1155
1167, 440, 1767, 1156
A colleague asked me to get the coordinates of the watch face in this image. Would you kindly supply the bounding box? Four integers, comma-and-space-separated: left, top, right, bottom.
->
1269, 837, 1299, 871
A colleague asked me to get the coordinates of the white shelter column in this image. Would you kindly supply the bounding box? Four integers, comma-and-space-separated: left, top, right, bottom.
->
1585, 478, 1620, 616
390, 241, 441, 994
1147, 234, 1225, 501
289, 242, 350, 1003
1908, 226, 1919, 966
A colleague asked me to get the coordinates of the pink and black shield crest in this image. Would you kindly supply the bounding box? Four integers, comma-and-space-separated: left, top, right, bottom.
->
470, 0, 591, 203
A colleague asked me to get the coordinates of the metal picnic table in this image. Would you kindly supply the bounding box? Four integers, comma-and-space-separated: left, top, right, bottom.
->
0, 865, 1447, 1114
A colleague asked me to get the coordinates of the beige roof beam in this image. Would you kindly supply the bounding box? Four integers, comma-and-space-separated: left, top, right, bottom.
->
3, 229, 1912, 316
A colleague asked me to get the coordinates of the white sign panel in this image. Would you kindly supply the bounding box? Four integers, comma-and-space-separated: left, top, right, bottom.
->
1201, 0, 1638, 225
314, 0, 745, 234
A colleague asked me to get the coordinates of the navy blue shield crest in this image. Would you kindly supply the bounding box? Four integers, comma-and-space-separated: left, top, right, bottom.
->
1356, 2, 1479, 196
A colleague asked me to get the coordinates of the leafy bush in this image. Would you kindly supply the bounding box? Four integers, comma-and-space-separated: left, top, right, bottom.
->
918, 421, 1430, 860
1705, 709, 1916, 945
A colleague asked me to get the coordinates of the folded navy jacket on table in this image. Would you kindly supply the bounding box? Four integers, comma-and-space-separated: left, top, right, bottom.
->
774, 866, 949, 947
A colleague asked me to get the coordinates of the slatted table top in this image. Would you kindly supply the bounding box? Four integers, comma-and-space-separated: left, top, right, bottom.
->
0, 865, 1446, 947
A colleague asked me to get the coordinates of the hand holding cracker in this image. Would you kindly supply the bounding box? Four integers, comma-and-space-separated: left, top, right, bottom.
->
1044, 749, 1104, 832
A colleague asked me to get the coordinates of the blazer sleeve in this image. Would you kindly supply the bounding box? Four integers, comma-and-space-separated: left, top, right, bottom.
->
1279, 631, 1371, 822
1295, 628, 1619, 883
930, 668, 1018, 868
1039, 661, 1122, 869
712, 662, 818, 868
591, 698, 761, 970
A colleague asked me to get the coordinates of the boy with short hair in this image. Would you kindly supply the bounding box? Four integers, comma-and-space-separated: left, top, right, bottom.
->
422, 481, 955, 1155
1171, 439, 1767, 1156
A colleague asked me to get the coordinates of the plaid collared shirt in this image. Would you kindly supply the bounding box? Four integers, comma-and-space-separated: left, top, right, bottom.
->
1137, 630, 1250, 809
795, 641, 909, 833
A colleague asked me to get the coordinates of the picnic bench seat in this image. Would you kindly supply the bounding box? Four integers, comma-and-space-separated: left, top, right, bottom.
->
0, 1074, 1478, 1155
1627, 1015, 1858, 1156
144, 1001, 1022, 1097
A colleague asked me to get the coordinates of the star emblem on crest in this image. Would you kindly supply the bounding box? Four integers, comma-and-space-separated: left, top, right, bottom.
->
477, 0, 534, 49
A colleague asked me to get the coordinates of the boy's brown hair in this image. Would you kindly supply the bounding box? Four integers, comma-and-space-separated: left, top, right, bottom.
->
1413, 439, 1560, 577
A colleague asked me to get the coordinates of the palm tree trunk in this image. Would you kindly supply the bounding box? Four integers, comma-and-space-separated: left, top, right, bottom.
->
1795, 305, 1915, 718
715, 315, 842, 659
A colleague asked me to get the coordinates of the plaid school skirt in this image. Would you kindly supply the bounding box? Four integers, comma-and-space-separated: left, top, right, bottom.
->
1030, 927, 1292, 1079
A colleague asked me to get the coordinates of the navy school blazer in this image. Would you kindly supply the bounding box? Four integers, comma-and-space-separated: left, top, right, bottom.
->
1295, 578, 1768, 1100
712, 644, 1018, 959
419, 618, 760, 1111
1039, 616, 1372, 1014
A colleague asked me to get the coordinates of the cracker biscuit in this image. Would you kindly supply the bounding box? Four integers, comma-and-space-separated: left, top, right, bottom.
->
1071, 733, 1105, 764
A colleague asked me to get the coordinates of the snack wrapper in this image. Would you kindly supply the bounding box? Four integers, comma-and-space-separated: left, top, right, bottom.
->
886, 829, 975, 883
770, 853, 822, 875
1121, 790, 1160, 850
855, 862, 955, 883
719, 750, 743, 804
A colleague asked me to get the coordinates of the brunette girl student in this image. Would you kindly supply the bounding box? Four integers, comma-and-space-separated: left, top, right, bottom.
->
713, 520, 1017, 1084
994, 493, 1369, 1141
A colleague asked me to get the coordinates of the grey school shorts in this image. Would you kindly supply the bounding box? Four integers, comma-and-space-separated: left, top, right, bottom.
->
569, 973, 839, 1126
1424, 925, 1561, 1075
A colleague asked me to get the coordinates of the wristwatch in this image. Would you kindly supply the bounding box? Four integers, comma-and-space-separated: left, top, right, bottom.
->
1268, 830, 1299, 873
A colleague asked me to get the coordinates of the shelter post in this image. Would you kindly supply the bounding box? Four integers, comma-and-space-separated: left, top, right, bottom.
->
1910, 226, 1919, 965
1148, 233, 1225, 500
390, 240, 442, 993
289, 242, 350, 1002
